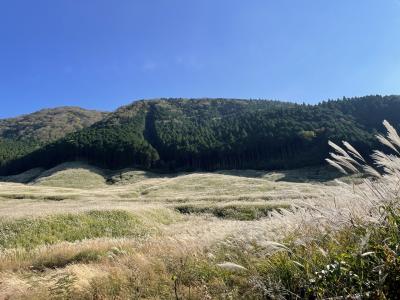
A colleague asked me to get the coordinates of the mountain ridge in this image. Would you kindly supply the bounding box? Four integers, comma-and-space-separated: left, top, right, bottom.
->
1, 95, 399, 175
0, 106, 108, 143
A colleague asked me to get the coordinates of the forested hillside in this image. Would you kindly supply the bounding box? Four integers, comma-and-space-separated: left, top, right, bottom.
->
0, 107, 107, 167
1, 96, 400, 175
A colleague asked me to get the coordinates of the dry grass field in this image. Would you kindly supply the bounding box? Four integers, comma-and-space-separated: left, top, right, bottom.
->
0, 163, 349, 299
0, 163, 339, 219
0, 124, 399, 300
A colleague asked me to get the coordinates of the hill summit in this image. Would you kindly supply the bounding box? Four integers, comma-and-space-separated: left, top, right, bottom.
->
0, 107, 107, 168
0, 106, 107, 143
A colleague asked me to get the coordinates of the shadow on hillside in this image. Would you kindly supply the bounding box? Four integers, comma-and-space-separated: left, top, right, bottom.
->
0, 162, 341, 186
107, 168, 183, 184
0, 162, 184, 186
217, 166, 341, 183
0, 167, 45, 184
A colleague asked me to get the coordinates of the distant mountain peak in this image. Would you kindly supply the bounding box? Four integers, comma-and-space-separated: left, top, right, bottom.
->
0, 106, 107, 143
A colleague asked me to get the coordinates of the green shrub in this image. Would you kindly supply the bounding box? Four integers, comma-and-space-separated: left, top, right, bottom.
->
248, 213, 400, 298
0, 210, 149, 249
175, 204, 288, 220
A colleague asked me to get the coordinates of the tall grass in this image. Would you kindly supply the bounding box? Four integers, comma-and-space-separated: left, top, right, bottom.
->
245, 120, 400, 298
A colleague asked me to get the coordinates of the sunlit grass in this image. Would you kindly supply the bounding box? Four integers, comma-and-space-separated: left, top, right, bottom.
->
1, 148, 396, 298
0, 210, 150, 249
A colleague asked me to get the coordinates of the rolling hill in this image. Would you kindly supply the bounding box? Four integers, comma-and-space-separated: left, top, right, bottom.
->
1, 95, 400, 175
0, 107, 108, 167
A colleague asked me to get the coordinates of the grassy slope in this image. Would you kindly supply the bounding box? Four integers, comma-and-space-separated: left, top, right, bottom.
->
0, 164, 379, 299
33, 162, 107, 188
0, 210, 149, 249
0, 163, 338, 219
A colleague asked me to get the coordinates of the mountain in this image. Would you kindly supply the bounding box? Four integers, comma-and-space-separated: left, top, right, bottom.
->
0, 107, 107, 167
2, 95, 400, 175
0, 106, 107, 142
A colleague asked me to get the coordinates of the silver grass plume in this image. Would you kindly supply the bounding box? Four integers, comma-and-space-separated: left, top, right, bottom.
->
328, 152, 360, 173
342, 141, 365, 162
326, 158, 348, 174
328, 120, 400, 211
376, 134, 399, 154
383, 120, 400, 150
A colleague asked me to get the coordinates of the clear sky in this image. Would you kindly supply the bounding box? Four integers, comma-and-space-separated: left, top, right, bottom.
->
1, 0, 400, 117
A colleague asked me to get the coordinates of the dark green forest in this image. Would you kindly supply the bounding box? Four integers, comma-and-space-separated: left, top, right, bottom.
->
1, 95, 399, 175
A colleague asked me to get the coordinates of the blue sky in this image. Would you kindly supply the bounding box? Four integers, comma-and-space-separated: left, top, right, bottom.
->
1, 0, 400, 117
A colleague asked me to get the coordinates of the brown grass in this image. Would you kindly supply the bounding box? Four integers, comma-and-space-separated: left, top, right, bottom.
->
0, 164, 364, 299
